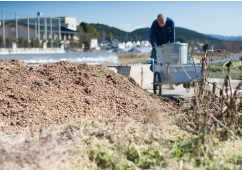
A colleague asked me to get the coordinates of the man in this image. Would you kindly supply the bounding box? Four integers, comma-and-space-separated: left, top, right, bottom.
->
150, 13, 175, 89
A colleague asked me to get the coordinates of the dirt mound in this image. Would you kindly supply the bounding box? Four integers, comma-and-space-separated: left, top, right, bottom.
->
0, 59, 176, 133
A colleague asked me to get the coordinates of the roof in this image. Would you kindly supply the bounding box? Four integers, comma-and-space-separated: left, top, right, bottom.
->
60, 27, 81, 34
111, 39, 122, 44
98, 39, 110, 44
1, 21, 81, 35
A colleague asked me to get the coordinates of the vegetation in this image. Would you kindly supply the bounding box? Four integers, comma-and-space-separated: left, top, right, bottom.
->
203, 43, 210, 52
30, 38, 40, 48
219, 40, 242, 53
76, 22, 101, 49
17, 37, 29, 48
176, 36, 188, 43
209, 72, 241, 80
0, 35, 3, 47
5, 38, 14, 48
78, 33, 91, 49
90, 23, 139, 42
131, 27, 222, 46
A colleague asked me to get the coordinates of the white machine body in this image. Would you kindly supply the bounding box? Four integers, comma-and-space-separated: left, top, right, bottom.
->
154, 43, 202, 85
156, 43, 188, 64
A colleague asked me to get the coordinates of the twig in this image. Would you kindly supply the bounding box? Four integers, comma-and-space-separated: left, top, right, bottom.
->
210, 114, 238, 140
134, 144, 141, 157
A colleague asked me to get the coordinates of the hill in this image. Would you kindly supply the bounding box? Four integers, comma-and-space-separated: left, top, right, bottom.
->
90, 23, 221, 47
132, 27, 222, 47
208, 34, 242, 41
89, 23, 140, 42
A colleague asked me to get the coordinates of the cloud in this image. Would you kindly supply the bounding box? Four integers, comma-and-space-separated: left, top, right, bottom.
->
120, 24, 148, 32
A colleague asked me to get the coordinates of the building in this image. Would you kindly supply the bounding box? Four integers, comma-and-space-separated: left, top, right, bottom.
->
125, 41, 133, 48
90, 39, 100, 50
141, 40, 151, 47
0, 16, 81, 47
98, 39, 111, 49
111, 39, 125, 49
58, 17, 77, 31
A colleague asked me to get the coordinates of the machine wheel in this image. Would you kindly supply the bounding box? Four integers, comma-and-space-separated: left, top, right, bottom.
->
153, 72, 162, 96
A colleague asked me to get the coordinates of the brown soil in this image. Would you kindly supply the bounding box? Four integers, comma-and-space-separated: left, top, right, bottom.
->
0, 59, 178, 133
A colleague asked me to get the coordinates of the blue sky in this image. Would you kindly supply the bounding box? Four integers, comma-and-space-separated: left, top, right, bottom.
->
1, 1, 242, 36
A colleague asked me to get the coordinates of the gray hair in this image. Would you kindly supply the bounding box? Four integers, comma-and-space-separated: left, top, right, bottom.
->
157, 13, 166, 20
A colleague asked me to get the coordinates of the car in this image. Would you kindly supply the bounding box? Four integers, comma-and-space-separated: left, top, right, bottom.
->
127, 48, 141, 53
112, 49, 126, 54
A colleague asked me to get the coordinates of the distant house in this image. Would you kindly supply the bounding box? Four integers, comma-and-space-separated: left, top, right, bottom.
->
189, 42, 204, 52
125, 41, 133, 48
98, 39, 111, 49
90, 38, 100, 50
141, 40, 151, 47
136, 41, 141, 47
111, 39, 125, 49
132, 41, 137, 48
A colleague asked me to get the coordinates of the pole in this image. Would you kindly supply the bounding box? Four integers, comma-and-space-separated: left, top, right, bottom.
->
58, 18, 61, 48
3, 11, 5, 48
38, 15, 40, 39
50, 17, 53, 48
58, 18, 61, 41
27, 14, 29, 43
35, 21, 37, 38
16, 13, 18, 44
45, 17, 47, 40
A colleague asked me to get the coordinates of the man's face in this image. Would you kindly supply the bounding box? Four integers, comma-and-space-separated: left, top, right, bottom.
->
157, 18, 166, 27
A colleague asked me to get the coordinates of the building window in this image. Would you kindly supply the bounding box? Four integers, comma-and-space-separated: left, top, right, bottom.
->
9, 25, 16, 39
40, 32, 43, 40
65, 34, 68, 40
55, 34, 58, 40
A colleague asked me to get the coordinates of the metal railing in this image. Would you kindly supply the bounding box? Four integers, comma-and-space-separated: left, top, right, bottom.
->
0, 10, 61, 48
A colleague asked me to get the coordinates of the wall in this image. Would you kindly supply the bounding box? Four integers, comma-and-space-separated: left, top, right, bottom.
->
0, 45, 65, 55
107, 64, 153, 86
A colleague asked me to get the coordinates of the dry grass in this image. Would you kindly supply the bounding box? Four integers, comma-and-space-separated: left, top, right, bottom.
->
117, 53, 150, 64
0, 106, 184, 170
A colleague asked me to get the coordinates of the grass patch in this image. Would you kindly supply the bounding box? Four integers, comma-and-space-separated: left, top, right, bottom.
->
208, 72, 241, 80
126, 58, 147, 63
209, 61, 242, 70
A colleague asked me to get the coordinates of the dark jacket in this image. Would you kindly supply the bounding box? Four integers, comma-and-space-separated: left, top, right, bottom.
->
150, 17, 175, 51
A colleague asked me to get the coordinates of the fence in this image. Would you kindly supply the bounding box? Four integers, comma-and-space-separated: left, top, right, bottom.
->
0, 10, 61, 49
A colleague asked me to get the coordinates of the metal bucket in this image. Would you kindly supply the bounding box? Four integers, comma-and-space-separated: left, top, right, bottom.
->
156, 43, 188, 64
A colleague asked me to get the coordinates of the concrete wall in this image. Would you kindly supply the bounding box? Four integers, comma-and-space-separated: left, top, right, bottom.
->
0, 47, 65, 55
107, 64, 153, 86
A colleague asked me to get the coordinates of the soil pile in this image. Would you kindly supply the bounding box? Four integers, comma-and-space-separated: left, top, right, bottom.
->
0, 59, 176, 132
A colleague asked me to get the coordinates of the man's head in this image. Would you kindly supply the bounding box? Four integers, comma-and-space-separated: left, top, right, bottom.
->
157, 13, 167, 27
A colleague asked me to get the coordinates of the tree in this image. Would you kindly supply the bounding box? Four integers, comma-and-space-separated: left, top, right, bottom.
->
78, 22, 101, 40
203, 43, 210, 52
79, 33, 91, 49
175, 36, 187, 43
0, 35, 3, 47
218, 40, 242, 53
106, 32, 114, 41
